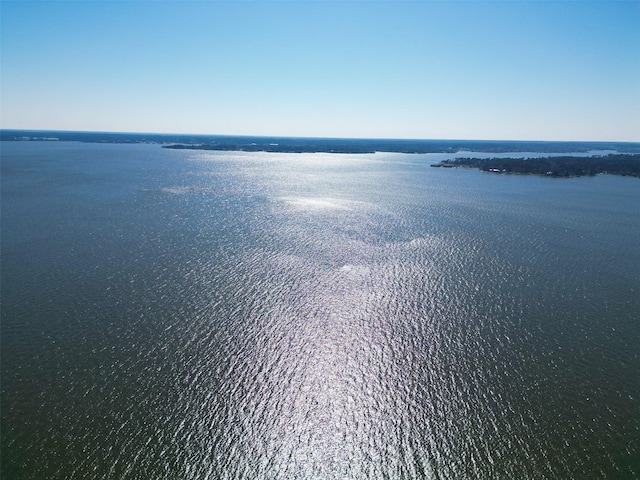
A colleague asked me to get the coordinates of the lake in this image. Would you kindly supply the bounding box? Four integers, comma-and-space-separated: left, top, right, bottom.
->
1, 140, 639, 479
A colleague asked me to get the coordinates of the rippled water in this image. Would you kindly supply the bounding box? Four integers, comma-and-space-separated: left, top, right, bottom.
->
2, 142, 639, 479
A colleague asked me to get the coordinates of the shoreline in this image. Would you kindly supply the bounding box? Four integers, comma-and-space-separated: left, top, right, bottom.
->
430, 154, 640, 178
2, 129, 639, 156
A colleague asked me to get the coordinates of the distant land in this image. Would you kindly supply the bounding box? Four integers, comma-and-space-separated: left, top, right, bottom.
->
2, 130, 640, 177
3, 129, 640, 155
431, 154, 640, 178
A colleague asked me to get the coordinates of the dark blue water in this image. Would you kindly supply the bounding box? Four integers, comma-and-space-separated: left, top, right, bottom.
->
2, 141, 639, 479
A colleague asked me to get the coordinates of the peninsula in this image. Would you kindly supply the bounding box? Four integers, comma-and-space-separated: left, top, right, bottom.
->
431, 154, 640, 178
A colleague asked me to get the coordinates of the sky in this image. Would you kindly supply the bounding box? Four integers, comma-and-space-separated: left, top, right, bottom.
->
1, 1, 639, 141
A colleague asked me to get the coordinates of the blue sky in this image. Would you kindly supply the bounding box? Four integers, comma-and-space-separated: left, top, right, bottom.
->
2, 1, 639, 141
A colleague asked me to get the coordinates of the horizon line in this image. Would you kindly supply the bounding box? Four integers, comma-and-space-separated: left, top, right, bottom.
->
1, 128, 639, 145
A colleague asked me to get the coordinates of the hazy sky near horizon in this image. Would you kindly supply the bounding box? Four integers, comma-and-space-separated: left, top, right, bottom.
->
2, 1, 639, 141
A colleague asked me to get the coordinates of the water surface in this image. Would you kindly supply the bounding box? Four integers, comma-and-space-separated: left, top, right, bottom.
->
2, 142, 639, 479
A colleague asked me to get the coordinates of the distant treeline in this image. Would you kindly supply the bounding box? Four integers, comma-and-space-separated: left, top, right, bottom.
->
3, 130, 640, 155
432, 154, 640, 177
162, 140, 640, 155
164, 142, 377, 154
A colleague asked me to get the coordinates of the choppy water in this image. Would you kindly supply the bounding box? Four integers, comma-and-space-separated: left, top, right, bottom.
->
2, 142, 639, 479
